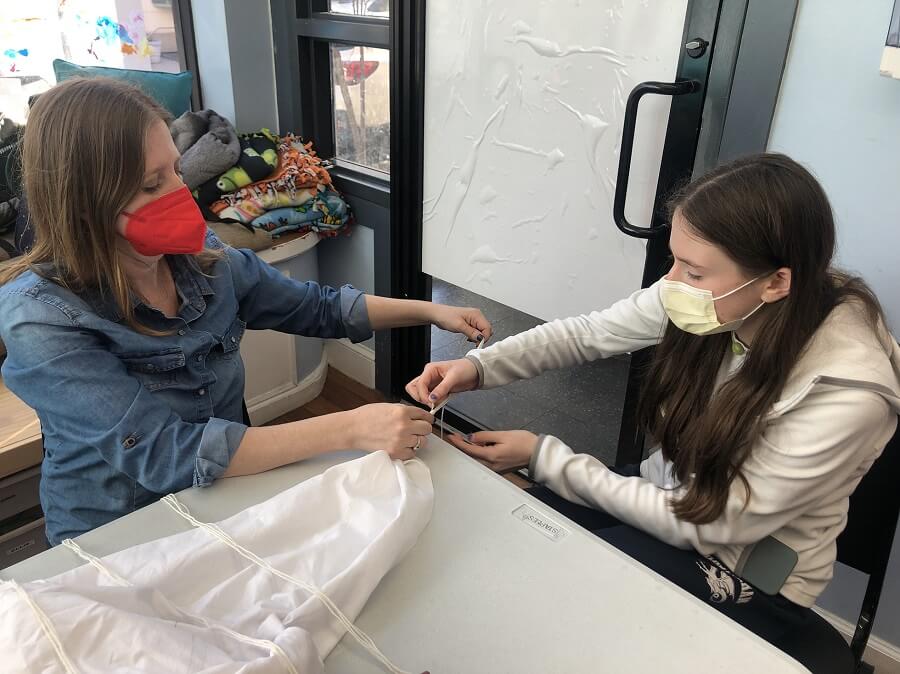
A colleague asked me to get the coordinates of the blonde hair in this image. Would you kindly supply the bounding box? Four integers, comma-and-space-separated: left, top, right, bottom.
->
0, 77, 221, 333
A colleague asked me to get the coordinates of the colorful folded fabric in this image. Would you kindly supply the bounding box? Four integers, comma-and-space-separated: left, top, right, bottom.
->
193, 129, 279, 209
250, 185, 352, 237
209, 134, 333, 223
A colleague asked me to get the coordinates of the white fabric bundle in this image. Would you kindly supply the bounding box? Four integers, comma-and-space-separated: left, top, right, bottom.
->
0, 452, 433, 673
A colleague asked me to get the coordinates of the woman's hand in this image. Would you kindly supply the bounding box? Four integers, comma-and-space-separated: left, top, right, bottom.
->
447, 430, 538, 473
346, 403, 434, 460
430, 304, 493, 345
406, 358, 480, 406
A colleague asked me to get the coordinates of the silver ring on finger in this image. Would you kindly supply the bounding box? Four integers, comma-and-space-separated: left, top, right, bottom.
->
414, 436, 421, 450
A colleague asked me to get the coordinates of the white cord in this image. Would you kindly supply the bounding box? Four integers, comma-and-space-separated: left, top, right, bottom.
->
61, 538, 299, 674
432, 334, 486, 444
161, 494, 411, 674
61, 540, 129, 587
4, 579, 79, 674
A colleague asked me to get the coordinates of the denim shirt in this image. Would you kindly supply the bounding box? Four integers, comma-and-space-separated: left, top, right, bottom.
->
0, 233, 372, 544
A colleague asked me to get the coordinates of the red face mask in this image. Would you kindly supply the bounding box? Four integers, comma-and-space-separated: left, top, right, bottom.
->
122, 186, 207, 256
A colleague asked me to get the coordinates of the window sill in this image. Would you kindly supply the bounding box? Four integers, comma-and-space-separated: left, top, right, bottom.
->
329, 161, 390, 214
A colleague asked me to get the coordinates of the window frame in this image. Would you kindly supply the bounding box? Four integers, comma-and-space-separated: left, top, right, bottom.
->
172, 0, 203, 110
270, 0, 391, 195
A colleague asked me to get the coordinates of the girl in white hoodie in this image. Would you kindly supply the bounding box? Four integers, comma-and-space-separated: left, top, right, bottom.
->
408, 153, 900, 672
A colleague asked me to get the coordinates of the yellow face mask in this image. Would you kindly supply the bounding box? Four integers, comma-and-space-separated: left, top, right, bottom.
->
661, 276, 764, 336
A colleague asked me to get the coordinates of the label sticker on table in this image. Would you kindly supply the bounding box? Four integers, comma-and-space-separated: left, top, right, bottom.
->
512, 504, 568, 542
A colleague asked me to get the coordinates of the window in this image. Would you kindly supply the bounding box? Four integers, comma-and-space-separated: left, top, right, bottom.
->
271, 0, 391, 176
0, 0, 193, 124
332, 44, 390, 171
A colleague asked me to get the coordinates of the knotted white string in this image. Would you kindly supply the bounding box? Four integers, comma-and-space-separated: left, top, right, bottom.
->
4, 579, 78, 674
161, 494, 411, 674
61, 538, 300, 674
431, 335, 486, 443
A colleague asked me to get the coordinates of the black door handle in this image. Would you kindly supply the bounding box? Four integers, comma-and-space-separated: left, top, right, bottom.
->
613, 80, 701, 239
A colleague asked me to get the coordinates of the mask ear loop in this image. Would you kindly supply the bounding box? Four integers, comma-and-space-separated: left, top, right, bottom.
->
713, 274, 770, 330
710, 274, 765, 301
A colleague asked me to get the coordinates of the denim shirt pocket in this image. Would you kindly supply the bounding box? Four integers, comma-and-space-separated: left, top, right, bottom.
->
120, 347, 186, 391
213, 317, 246, 360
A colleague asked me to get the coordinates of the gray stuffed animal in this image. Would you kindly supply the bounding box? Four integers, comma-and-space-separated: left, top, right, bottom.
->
169, 109, 241, 191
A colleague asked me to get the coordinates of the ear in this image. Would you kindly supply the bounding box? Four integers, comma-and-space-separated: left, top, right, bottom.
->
762, 267, 791, 303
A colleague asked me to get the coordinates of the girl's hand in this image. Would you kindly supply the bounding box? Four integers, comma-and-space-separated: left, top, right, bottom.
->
406, 358, 480, 407
447, 430, 538, 473
346, 403, 434, 460
430, 304, 493, 345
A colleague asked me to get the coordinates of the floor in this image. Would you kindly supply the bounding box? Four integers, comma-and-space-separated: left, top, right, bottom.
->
862, 648, 900, 674
268, 366, 386, 424
431, 277, 630, 465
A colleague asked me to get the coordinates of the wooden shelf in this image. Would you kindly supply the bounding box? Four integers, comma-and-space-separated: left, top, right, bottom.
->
0, 378, 42, 479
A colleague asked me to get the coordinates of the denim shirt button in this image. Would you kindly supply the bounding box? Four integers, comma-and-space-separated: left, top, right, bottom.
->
198, 388, 206, 396
122, 435, 137, 449
178, 329, 186, 336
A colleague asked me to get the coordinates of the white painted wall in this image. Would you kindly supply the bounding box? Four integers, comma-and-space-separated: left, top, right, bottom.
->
317, 223, 377, 351
190, 0, 278, 132
317, 226, 376, 297
190, 0, 235, 123
769, 0, 900, 335
222, 0, 279, 132
768, 0, 900, 650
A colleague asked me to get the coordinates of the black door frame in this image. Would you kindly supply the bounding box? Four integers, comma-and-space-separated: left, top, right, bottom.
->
379, 0, 431, 395
383, 0, 797, 460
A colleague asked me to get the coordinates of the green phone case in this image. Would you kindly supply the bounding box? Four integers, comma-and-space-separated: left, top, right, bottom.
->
741, 536, 799, 595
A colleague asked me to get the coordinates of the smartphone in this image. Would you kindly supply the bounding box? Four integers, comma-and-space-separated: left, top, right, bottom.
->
740, 536, 799, 595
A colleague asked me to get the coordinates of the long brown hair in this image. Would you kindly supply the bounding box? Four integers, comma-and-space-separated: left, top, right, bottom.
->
0, 77, 220, 333
638, 153, 884, 524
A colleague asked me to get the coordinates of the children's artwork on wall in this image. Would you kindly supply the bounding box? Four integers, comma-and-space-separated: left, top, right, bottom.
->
0, 1, 161, 123
0, 3, 60, 121
88, 15, 151, 59
59, 0, 152, 70
0, 1, 153, 82
1, 49, 30, 75
0, 2, 62, 80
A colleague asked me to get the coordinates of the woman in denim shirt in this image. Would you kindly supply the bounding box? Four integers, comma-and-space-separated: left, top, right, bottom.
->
0, 78, 492, 546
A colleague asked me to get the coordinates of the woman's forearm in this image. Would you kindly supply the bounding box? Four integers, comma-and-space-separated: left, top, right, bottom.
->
364, 295, 436, 330
223, 410, 356, 477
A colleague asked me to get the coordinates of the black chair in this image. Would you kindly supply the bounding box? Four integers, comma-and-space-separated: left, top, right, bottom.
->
789, 422, 900, 673
835, 421, 900, 672
743, 422, 900, 674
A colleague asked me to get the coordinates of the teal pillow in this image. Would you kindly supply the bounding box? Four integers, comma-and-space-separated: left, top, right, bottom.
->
52, 58, 192, 118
